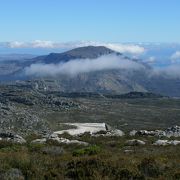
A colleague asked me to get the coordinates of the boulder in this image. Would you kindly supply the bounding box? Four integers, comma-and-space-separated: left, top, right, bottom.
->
126, 139, 146, 146
42, 146, 64, 155
56, 137, 89, 146
110, 129, 125, 136
2, 168, 24, 180
129, 130, 137, 136
31, 134, 88, 146
0, 132, 26, 144
31, 138, 47, 144
130, 125, 180, 138
11, 135, 26, 144
92, 129, 124, 137
153, 140, 169, 146
153, 139, 180, 146
165, 125, 180, 137
124, 149, 134, 153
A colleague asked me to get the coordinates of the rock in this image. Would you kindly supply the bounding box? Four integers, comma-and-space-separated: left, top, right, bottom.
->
2, 168, 24, 180
110, 129, 125, 136
31, 134, 88, 146
154, 130, 166, 137
11, 135, 26, 144
42, 146, 64, 155
129, 130, 137, 136
126, 139, 146, 146
171, 140, 180, 145
165, 125, 180, 137
31, 138, 47, 144
153, 139, 180, 146
56, 137, 89, 146
153, 140, 169, 146
105, 123, 113, 131
0, 132, 26, 144
130, 126, 180, 138
92, 129, 124, 137
124, 149, 134, 153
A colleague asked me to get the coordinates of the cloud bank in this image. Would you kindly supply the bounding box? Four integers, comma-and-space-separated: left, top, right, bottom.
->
25, 54, 145, 77
2, 41, 145, 55
171, 51, 180, 60
150, 64, 180, 79
171, 51, 180, 63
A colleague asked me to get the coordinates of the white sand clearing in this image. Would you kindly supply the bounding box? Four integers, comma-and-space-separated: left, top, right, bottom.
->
54, 123, 106, 136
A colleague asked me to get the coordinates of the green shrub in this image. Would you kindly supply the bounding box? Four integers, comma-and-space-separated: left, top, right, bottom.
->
28, 143, 45, 152
72, 145, 101, 157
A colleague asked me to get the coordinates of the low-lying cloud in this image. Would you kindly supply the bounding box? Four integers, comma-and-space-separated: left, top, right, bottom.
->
171, 51, 180, 63
3, 41, 145, 55
150, 64, 180, 79
25, 54, 145, 77
171, 51, 180, 60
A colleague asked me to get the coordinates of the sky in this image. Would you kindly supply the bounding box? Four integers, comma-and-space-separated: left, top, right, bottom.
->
0, 0, 180, 42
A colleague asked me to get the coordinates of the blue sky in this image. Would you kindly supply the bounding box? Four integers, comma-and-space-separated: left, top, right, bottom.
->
0, 0, 180, 42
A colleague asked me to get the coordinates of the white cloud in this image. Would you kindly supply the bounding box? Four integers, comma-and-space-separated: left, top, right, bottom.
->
171, 51, 180, 63
5, 40, 145, 55
7, 40, 58, 49
101, 43, 145, 54
25, 54, 145, 77
31, 40, 57, 48
8, 41, 27, 48
145, 56, 156, 64
152, 65, 180, 79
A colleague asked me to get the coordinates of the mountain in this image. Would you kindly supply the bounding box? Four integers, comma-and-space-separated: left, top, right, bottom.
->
30, 46, 117, 64
0, 46, 180, 97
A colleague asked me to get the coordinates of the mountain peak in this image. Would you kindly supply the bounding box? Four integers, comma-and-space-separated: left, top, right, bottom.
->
64, 46, 115, 58
33, 46, 117, 64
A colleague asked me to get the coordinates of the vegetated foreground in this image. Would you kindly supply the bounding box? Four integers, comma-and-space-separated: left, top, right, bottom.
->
0, 85, 180, 179
0, 134, 180, 179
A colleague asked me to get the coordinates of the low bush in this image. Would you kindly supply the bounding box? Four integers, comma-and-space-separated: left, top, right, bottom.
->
72, 145, 101, 157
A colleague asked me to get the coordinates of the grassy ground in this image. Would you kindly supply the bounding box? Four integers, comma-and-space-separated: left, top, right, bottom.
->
45, 97, 180, 132
0, 134, 180, 179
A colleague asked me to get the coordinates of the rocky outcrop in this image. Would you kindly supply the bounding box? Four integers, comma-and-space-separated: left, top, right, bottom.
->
130, 125, 180, 138
31, 133, 88, 146
55, 123, 124, 137
125, 139, 146, 146
93, 129, 124, 137
153, 140, 180, 146
165, 125, 180, 137
0, 168, 24, 180
0, 132, 26, 144
31, 138, 47, 144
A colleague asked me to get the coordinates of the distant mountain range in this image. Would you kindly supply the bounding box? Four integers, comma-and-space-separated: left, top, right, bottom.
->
0, 46, 180, 97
